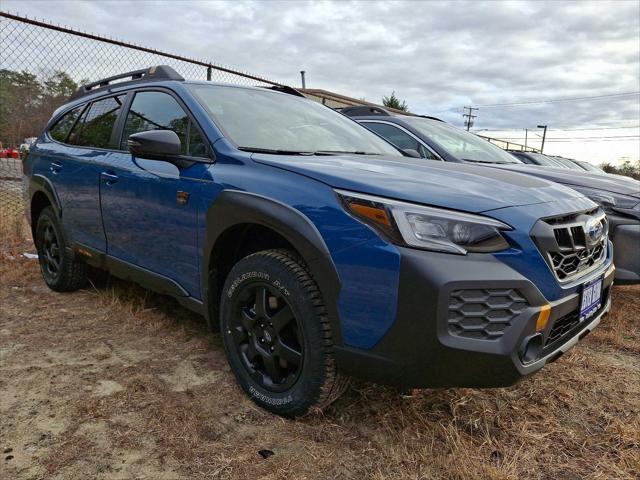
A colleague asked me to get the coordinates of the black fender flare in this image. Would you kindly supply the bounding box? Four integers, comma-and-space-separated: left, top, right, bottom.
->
202, 190, 343, 346
28, 174, 63, 229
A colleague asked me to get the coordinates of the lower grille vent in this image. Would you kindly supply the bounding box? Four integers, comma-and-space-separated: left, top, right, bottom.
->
448, 289, 529, 340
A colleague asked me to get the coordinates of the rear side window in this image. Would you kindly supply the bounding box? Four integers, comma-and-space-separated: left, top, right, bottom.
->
49, 106, 83, 143
120, 91, 206, 156
68, 96, 125, 148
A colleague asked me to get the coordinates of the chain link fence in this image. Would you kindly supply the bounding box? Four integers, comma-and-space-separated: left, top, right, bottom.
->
0, 11, 283, 232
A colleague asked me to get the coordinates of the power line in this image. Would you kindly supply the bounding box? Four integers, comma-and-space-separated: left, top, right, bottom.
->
471, 91, 640, 108
545, 138, 640, 143
551, 125, 640, 131
483, 135, 640, 140
476, 125, 640, 132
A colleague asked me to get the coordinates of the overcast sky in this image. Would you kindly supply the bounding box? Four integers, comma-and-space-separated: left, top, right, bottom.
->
4, 0, 640, 164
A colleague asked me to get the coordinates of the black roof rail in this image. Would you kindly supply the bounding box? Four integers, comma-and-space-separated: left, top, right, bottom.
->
340, 105, 392, 117
70, 65, 185, 101
261, 85, 306, 97
418, 115, 444, 122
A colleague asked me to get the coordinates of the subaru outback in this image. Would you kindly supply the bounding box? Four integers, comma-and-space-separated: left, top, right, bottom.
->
23, 66, 614, 416
342, 107, 639, 284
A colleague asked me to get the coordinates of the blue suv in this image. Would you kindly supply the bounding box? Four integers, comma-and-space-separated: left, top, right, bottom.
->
341, 107, 640, 283
24, 66, 615, 416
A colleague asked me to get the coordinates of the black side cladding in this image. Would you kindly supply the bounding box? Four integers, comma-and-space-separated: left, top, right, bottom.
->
201, 190, 343, 344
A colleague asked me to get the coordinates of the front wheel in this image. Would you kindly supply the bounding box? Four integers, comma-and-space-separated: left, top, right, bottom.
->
220, 249, 348, 417
34, 206, 87, 292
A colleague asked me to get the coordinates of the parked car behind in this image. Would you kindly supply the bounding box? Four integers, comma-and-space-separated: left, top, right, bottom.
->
0, 143, 20, 159
20, 137, 37, 156
509, 151, 582, 170
24, 67, 615, 416
344, 108, 640, 283
562, 157, 606, 174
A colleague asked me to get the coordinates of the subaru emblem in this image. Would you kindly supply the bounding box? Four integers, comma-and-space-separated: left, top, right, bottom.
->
585, 218, 603, 242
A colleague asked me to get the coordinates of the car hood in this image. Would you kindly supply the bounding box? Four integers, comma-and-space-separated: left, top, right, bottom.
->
490, 164, 640, 198
252, 154, 585, 213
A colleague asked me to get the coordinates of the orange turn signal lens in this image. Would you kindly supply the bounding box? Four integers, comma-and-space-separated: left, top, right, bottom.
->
536, 304, 551, 332
349, 203, 391, 227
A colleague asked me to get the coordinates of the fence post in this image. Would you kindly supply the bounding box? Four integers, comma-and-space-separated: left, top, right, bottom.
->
207, 66, 212, 81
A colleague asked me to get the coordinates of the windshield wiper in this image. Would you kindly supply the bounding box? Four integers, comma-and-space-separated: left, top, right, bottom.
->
461, 158, 511, 164
314, 150, 382, 155
238, 147, 382, 156
238, 147, 316, 155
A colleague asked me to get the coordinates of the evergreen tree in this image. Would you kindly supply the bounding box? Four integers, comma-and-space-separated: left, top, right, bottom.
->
382, 91, 409, 111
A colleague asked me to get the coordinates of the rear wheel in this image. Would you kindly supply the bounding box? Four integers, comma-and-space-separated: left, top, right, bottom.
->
220, 249, 348, 416
34, 206, 87, 292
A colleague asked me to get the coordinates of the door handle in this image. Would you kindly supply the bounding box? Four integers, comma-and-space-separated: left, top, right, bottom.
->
50, 162, 62, 174
100, 171, 119, 185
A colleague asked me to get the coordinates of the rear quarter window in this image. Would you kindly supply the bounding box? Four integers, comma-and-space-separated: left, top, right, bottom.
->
49, 106, 83, 143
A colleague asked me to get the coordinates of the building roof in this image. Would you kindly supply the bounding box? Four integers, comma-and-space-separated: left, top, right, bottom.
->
299, 88, 414, 116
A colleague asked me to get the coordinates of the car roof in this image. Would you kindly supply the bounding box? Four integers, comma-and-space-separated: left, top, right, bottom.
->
52, 73, 305, 122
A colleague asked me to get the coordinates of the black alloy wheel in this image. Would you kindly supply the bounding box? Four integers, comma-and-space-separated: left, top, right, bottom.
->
227, 282, 303, 392
219, 249, 349, 416
35, 206, 87, 292
40, 222, 61, 280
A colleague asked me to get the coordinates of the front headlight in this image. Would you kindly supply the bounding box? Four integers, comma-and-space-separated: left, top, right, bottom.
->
337, 190, 512, 254
570, 185, 640, 218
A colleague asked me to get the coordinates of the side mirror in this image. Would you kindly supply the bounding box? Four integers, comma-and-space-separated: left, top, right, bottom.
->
402, 148, 422, 158
128, 130, 181, 160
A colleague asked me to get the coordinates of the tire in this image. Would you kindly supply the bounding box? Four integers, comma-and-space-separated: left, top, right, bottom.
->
220, 249, 349, 417
34, 206, 87, 292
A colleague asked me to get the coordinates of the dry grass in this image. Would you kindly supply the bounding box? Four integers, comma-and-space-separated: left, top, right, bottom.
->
0, 205, 28, 254
1, 227, 638, 480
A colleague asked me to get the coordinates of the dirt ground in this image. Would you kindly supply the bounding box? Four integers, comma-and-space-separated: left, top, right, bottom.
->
1, 227, 639, 480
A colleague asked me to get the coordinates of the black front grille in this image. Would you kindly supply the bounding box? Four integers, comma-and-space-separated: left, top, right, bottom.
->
544, 286, 610, 349
448, 289, 529, 340
532, 208, 608, 282
550, 242, 606, 280
546, 311, 581, 345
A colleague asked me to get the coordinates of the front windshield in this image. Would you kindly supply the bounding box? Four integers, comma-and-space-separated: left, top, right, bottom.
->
551, 157, 584, 170
402, 117, 521, 164
580, 162, 603, 173
187, 84, 400, 155
527, 153, 572, 169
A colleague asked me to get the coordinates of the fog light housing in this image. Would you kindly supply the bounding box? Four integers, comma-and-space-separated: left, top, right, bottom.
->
519, 333, 543, 364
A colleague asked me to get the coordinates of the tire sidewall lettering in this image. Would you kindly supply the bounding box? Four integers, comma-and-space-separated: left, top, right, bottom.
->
220, 252, 329, 415
226, 271, 270, 298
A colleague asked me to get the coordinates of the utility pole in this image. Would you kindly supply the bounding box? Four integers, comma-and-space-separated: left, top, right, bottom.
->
463, 106, 478, 131
537, 124, 547, 153
300, 70, 306, 89
524, 128, 528, 150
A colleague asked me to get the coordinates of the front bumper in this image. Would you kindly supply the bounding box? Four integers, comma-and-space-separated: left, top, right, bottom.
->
610, 220, 640, 284
334, 247, 615, 389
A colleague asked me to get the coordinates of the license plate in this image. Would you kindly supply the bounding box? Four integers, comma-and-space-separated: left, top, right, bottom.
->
580, 276, 603, 321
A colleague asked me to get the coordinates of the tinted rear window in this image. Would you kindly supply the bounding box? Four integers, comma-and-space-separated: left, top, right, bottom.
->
68, 96, 125, 148
49, 106, 83, 143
